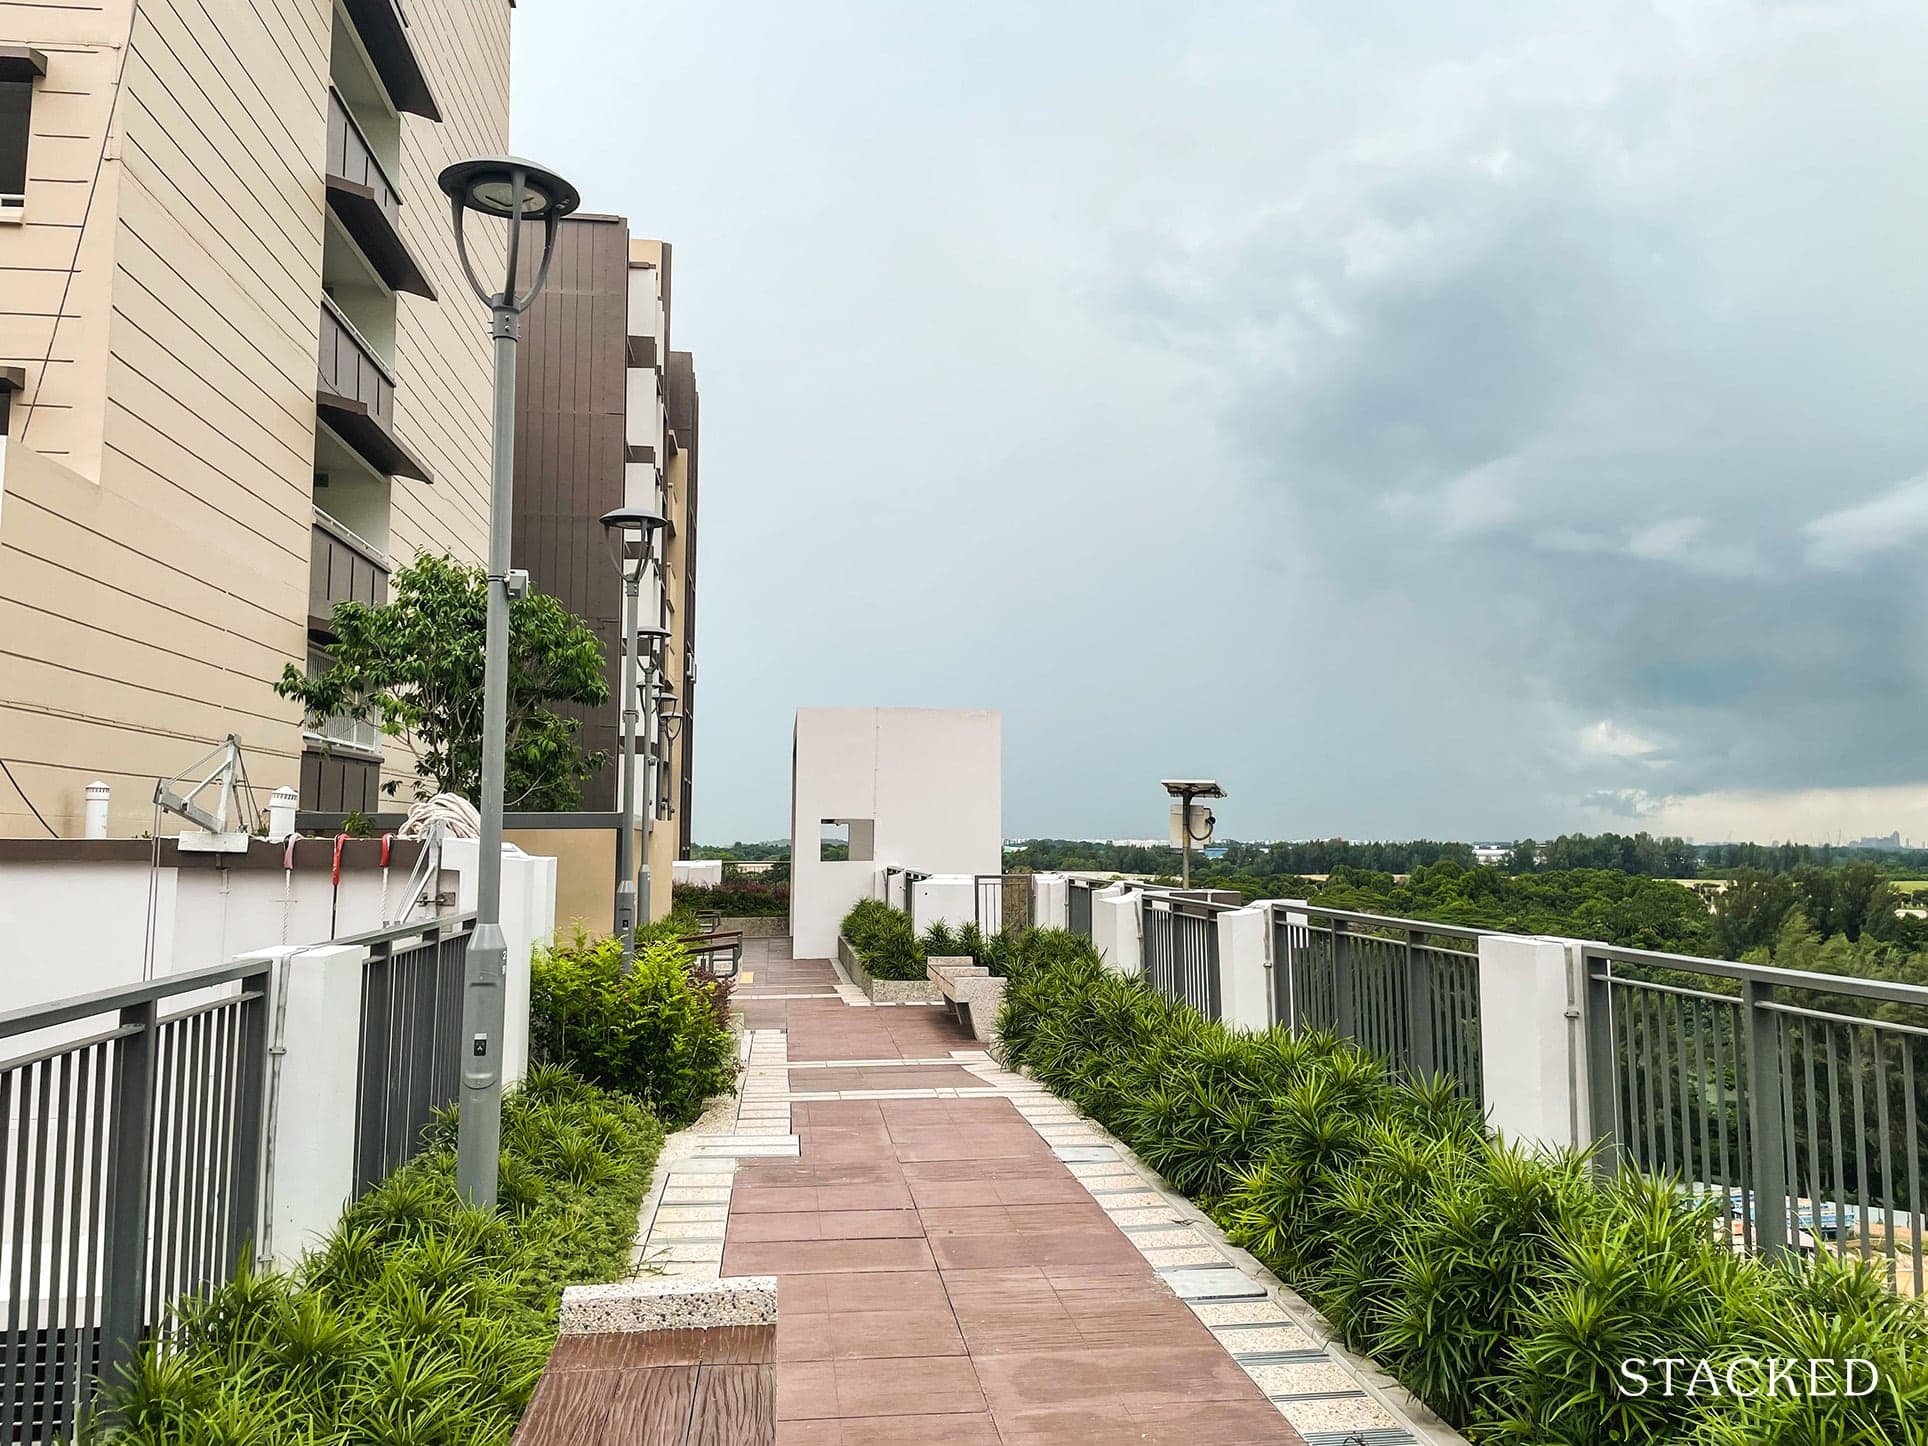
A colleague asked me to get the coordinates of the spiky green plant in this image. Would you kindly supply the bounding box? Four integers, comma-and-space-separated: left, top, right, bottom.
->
90, 1068, 664, 1446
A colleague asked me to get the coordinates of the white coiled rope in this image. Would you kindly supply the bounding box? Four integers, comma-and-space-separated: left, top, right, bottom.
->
398, 793, 481, 840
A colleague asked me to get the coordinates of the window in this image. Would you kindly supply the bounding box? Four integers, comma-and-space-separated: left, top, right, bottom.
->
0, 49, 47, 215
818, 819, 875, 862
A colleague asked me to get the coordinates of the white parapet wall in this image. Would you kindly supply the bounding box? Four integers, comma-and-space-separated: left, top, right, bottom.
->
1032, 873, 1069, 931
789, 707, 1002, 959
911, 874, 975, 932
1090, 884, 1141, 975
1215, 903, 1274, 1033
1477, 933, 1591, 1152
672, 859, 724, 887
0, 839, 470, 1013
440, 839, 558, 1089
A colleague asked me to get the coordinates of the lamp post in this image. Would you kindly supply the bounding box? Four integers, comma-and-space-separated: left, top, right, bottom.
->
438, 155, 579, 1208
600, 507, 669, 966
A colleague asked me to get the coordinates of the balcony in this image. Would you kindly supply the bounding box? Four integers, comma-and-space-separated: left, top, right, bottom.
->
309, 507, 389, 635
325, 88, 434, 299
316, 296, 430, 482
340, 0, 440, 122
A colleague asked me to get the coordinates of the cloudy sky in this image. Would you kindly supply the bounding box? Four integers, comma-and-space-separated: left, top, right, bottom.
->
513, 0, 1928, 846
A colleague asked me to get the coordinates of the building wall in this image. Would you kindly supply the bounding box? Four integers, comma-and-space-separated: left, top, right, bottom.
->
0, 0, 509, 838
789, 707, 1003, 958
512, 213, 629, 809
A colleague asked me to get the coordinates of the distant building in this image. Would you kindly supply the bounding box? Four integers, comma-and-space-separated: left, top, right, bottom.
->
1472, 842, 1514, 867
1849, 831, 1907, 850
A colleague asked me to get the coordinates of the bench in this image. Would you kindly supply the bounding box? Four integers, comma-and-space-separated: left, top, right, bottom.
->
515, 1279, 776, 1445
680, 930, 743, 979
927, 956, 1004, 1042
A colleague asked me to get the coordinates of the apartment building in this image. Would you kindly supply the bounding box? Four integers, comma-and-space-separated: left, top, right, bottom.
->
513, 215, 700, 919
0, 0, 512, 836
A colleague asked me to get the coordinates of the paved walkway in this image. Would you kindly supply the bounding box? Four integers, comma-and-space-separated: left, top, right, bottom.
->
633, 937, 1439, 1446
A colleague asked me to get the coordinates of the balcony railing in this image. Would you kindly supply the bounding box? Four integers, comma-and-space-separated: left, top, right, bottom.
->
316, 297, 429, 482
325, 88, 433, 299
309, 506, 389, 633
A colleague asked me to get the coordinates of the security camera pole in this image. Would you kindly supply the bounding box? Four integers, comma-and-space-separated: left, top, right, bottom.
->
1161, 779, 1226, 888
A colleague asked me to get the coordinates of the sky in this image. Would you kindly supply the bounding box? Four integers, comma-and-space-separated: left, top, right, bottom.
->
512, 0, 1928, 847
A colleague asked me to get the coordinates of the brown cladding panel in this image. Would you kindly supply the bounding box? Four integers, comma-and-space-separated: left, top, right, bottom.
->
513, 216, 631, 809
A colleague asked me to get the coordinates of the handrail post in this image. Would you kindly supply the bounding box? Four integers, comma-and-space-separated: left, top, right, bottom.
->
1584, 953, 1619, 1173
98, 1000, 159, 1409
1331, 919, 1354, 1042
1742, 979, 1790, 1257
1404, 928, 1435, 1078
226, 975, 271, 1270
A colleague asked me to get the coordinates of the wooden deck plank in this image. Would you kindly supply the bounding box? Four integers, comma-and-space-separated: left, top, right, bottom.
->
688, 1364, 775, 1446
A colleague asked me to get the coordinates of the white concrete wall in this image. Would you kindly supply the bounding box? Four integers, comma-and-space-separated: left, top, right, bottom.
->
255, 943, 364, 1267
1477, 934, 1590, 1151
912, 875, 975, 933
1216, 904, 1273, 1032
1090, 885, 1141, 975
789, 707, 1001, 958
0, 855, 443, 1012
1032, 873, 1068, 931
672, 859, 723, 886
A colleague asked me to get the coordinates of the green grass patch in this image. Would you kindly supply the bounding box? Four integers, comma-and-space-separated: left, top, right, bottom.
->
94, 1067, 665, 1446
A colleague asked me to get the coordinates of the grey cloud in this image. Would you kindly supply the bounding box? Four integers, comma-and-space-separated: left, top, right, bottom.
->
512, 0, 1928, 841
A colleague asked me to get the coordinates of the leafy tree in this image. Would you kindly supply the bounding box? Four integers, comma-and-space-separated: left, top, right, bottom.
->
276, 553, 609, 810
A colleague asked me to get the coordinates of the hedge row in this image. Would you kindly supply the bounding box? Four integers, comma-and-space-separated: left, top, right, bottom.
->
839, 898, 927, 980
996, 937, 1928, 1446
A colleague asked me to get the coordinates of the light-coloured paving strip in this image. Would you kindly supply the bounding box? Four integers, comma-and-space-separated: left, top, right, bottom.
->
630, 1028, 792, 1280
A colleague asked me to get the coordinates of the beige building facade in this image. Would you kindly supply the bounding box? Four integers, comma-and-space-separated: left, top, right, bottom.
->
0, 0, 512, 837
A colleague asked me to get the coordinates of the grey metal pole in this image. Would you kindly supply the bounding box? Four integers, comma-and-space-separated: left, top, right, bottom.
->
456, 305, 519, 1209
614, 575, 640, 966
638, 655, 656, 932
1181, 791, 1193, 889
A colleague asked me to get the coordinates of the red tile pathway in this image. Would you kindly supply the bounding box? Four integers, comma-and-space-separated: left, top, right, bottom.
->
727, 937, 1307, 1446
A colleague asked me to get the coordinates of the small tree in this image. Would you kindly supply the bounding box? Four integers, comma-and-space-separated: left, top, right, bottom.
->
277, 553, 609, 810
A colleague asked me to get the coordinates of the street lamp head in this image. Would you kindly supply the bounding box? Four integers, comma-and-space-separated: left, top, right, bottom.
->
439, 156, 580, 313
599, 506, 668, 583
439, 156, 580, 220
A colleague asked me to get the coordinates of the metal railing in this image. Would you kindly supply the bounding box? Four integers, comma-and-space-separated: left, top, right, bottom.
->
974, 874, 1033, 936
0, 960, 271, 1440
1270, 905, 1488, 1102
1585, 945, 1928, 1295
1139, 892, 1233, 1020
340, 915, 475, 1193
1067, 878, 1100, 938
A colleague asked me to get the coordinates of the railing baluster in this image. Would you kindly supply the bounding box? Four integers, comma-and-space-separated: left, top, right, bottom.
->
1742, 981, 1789, 1258
99, 1002, 158, 1411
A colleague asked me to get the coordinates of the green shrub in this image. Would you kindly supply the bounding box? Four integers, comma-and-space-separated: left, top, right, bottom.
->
672, 880, 789, 917
530, 929, 737, 1126
97, 1068, 664, 1446
997, 942, 1928, 1446
839, 899, 926, 980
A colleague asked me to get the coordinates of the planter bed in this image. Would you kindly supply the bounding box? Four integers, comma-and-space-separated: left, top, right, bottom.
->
837, 934, 943, 1003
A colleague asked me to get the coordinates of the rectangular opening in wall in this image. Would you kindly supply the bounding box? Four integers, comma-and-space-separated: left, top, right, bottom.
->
819, 819, 875, 863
